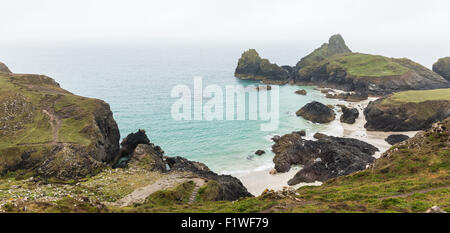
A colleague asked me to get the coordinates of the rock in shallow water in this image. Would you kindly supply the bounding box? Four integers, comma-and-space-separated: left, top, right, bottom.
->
295, 89, 307, 95
255, 150, 265, 156
296, 101, 336, 123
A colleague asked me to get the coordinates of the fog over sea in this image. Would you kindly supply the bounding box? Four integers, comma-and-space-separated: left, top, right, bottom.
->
0, 41, 376, 175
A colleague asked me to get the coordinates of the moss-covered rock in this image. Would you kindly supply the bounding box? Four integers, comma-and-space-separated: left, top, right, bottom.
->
432, 57, 450, 81
235, 49, 289, 83
364, 89, 450, 131
0, 68, 120, 181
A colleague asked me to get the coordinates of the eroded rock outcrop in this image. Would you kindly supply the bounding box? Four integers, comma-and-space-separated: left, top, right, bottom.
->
234, 49, 290, 84
296, 101, 336, 123
432, 57, 450, 81
272, 132, 378, 185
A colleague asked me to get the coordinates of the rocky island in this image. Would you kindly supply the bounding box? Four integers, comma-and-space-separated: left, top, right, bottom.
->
235, 34, 450, 95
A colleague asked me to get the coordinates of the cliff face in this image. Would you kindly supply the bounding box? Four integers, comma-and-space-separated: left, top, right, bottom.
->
234, 49, 290, 84
0, 69, 120, 180
364, 89, 450, 131
433, 57, 450, 81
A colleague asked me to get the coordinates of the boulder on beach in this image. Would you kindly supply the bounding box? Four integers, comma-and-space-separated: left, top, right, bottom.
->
340, 106, 359, 124
296, 101, 336, 123
385, 134, 410, 145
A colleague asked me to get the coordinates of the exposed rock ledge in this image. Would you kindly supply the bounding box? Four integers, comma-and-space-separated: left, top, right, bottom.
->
272, 132, 378, 185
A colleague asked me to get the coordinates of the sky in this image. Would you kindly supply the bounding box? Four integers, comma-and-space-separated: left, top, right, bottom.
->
0, 0, 449, 66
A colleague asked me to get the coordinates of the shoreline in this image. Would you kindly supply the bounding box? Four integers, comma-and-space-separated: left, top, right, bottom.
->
233, 91, 419, 196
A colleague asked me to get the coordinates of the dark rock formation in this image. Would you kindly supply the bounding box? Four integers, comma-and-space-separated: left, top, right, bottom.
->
298, 130, 306, 136
364, 96, 450, 131
295, 89, 307, 95
432, 57, 450, 81
166, 156, 253, 201
272, 133, 378, 185
255, 150, 265, 156
296, 101, 336, 123
92, 101, 121, 164
117, 129, 150, 161
234, 49, 290, 84
272, 131, 304, 172
385, 134, 410, 145
340, 106, 359, 124
0, 62, 11, 73
271, 135, 281, 143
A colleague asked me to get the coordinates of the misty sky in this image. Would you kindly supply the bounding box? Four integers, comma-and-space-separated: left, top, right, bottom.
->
0, 0, 449, 67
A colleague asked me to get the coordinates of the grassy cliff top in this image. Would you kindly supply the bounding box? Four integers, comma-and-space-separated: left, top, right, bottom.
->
381, 88, 450, 105
0, 72, 108, 174
327, 53, 410, 78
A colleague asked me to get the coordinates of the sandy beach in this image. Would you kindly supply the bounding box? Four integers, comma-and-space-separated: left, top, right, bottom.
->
235, 94, 419, 196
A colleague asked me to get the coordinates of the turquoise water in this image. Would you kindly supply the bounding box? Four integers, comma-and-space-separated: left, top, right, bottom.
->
0, 43, 342, 174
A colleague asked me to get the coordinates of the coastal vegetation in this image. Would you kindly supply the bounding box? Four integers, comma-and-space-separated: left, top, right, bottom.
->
364, 89, 450, 131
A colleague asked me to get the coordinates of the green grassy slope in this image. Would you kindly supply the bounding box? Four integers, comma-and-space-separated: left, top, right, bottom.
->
381, 88, 450, 105
0, 72, 108, 176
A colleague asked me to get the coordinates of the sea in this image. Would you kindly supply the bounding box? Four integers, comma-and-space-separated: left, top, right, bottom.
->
0, 42, 344, 175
